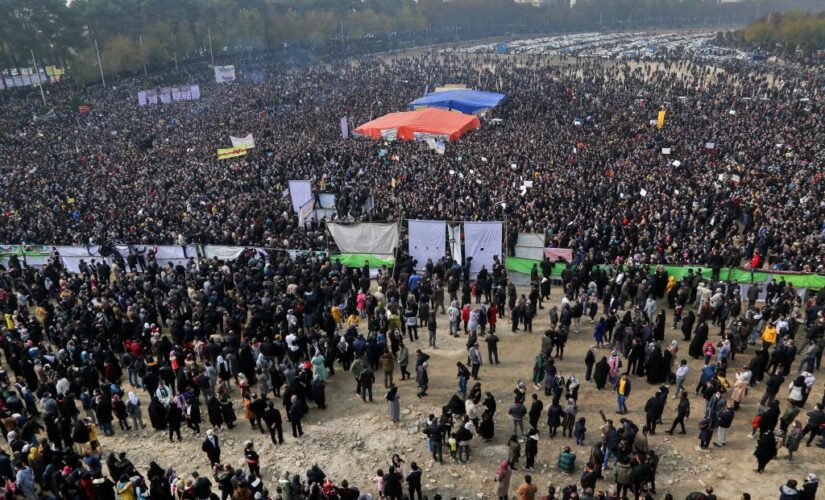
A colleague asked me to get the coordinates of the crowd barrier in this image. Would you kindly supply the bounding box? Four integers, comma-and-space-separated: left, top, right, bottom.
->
0, 244, 314, 273
505, 256, 825, 291
3, 246, 823, 292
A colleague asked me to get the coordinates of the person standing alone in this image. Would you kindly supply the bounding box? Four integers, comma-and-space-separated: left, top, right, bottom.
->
288, 395, 304, 438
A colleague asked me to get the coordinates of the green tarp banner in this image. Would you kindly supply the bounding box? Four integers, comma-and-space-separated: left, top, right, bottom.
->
505, 257, 825, 290
506, 256, 565, 276
332, 253, 395, 269
0, 245, 51, 257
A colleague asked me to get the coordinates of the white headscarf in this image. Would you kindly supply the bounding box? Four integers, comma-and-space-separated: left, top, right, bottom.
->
128, 391, 139, 406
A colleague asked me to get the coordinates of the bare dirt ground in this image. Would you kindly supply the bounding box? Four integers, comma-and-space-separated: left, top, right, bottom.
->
100, 286, 823, 500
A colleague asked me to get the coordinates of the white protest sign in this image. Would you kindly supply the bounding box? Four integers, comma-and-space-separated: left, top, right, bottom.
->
230, 134, 255, 149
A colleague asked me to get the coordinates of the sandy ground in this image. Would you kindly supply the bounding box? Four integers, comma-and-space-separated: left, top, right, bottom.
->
97, 286, 823, 500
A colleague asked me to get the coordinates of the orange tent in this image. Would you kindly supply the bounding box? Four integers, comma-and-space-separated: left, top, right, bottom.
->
354, 108, 480, 142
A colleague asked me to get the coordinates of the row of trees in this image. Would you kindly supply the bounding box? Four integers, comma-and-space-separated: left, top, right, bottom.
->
1, 0, 822, 85
739, 10, 825, 57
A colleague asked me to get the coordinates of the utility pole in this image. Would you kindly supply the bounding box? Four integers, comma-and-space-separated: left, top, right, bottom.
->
208, 27, 215, 66
94, 39, 106, 88
139, 34, 147, 76
29, 49, 47, 107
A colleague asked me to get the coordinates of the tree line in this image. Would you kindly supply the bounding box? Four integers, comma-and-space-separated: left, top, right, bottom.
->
1, 0, 822, 85
718, 9, 825, 58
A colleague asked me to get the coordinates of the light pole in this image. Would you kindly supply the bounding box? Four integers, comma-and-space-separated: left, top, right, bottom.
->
29, 49, 47, 107
94, 39, 106, 88
208, 27, 215, 66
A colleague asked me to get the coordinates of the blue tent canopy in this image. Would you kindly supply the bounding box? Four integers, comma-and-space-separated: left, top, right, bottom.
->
408, 89, 505, 114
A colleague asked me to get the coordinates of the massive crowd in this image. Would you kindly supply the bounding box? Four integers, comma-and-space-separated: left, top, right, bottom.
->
1, 49, 824, 270
0, 38, 822, 500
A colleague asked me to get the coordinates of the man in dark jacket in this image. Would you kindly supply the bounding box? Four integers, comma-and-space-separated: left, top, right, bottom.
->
166, 404, 183, 442
528, 394, 544, 431
485, 333, 500, 364
264, 401, 284, 445
359, 367, 375, 402
580, 462, 598, 491
424, 418, 444, 463
416, 362, 429, 398
405, 462, 423, 500
714, 406, 735, 447
644, 395, 664, 435
509, 399, 528, 437
201, 429, 221, 465
288, 395, 304, 438
802, 404, 824, 446
761, 372, 785, 406
384, 466, 403, 500
800, 473, 819, 500
249, 394, 267, 432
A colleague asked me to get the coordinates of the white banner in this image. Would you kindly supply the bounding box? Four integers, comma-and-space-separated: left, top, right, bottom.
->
298, 198, 315, 227
138, 85, 200, 106
340, 117, 349, 139
203, 246, 246, 261
288, 180, 313, 214
514, 233, 545, 261
464, 221, 502, 274
327, 223, 399, 257
317, 193, 336, 209
408, 220, 446, 270
449, 225, 462, 264
230, 134, 255, 149
55, 245, 98, 274
214, 65, 236, 83
56, 244, 195, 273
426, 138, 445, 155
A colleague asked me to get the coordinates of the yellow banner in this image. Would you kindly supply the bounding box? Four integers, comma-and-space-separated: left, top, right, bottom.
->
217, 146, 247, 160
45, 66, 65, 76
657, 110, 666, 129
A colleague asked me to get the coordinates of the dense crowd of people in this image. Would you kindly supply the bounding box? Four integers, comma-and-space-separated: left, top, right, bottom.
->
0, 47, 824, 271
0, 36, 822, 500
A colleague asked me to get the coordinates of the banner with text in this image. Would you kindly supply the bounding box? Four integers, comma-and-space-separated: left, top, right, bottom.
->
214, 65, 236, 83
138, 85, 200, 106
217, 146, 247, 160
